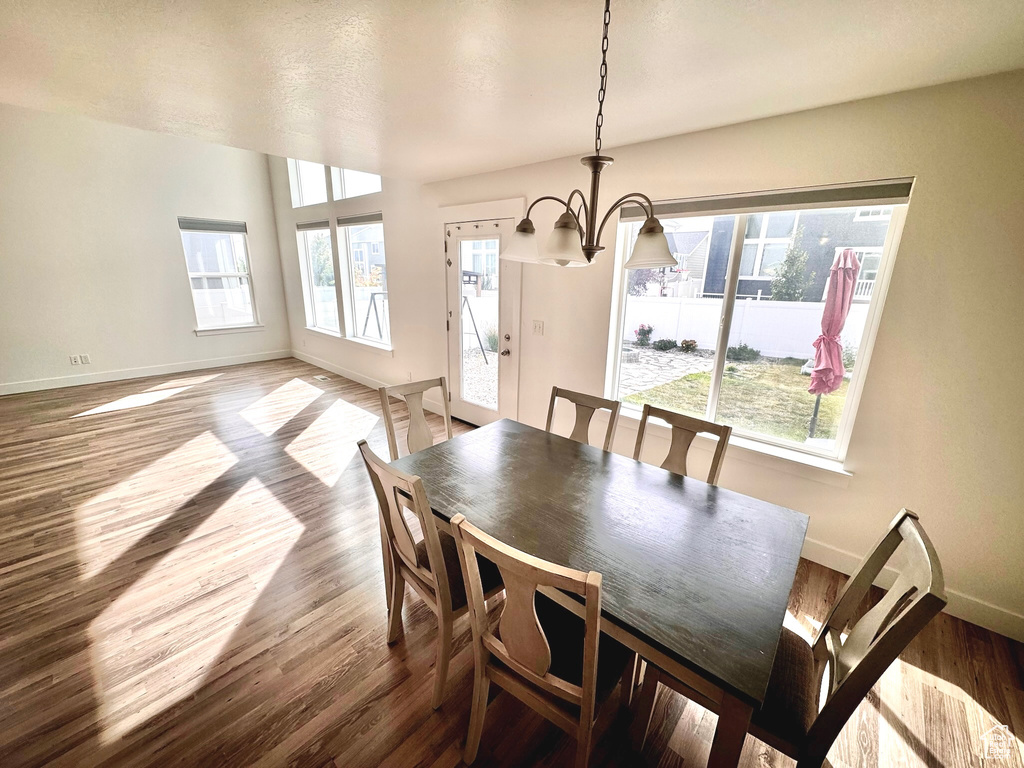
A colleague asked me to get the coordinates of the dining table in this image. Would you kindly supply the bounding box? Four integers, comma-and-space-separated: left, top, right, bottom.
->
389, 418, 809, 768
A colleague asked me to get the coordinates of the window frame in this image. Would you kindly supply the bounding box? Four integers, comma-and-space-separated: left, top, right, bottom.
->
607, 191, 909, 465
741, 211, 800, 279
331, 166, 383, 201
337, 213, 391, 348
177, 219, 260, 332
296, 222, 342, 335
854, 205, 893, 222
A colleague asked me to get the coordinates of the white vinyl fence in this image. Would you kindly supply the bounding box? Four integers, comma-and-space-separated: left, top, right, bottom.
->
623, 297, 868, 359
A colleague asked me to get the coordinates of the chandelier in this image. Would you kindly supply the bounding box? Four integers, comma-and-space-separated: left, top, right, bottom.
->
500, 0, 675, 269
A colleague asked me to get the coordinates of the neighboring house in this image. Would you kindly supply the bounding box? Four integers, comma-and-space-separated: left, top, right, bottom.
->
349, 223, 388, 288
697, 206, 892, 301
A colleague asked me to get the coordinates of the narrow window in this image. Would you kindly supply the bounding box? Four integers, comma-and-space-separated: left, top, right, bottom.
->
296, 223, 339, 333
338, 213, 390, 346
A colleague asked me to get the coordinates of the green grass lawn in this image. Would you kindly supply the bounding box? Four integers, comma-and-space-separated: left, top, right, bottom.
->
623, 359, 849, 443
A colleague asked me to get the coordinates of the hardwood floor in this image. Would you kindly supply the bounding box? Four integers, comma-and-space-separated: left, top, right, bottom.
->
0, 358, 1021, 767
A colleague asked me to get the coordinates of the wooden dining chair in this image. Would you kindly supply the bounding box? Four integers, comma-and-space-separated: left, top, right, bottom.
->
632, 403, 733, 485
545, 386, 621, 451
379, 377, 453, 461
631, 509, 947, 768
358, 440, 503, 709
451, 513, 634, 768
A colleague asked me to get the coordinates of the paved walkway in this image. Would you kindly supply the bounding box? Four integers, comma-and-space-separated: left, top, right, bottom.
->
618, 345, 715, 397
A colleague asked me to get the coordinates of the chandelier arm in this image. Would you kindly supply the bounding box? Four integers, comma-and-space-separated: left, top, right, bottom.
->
566, 189, 590, 224
593, 193, 655, 247
524, 195, 571, 219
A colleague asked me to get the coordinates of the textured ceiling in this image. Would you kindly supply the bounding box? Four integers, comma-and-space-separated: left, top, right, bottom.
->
1, 0, 1023, 182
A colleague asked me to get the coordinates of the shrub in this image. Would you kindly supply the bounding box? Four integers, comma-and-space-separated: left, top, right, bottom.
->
842, 341, 858, 369
627, 269, 660, 297
726, 364, 739, 373
727, 343, 761, 362
651, 338, 677, 352
634, 324, 654, 347
678, 339, 698, 353
483, 325, 499, 353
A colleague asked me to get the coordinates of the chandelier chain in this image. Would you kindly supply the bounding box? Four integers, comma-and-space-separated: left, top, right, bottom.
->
594, 0, 611, 155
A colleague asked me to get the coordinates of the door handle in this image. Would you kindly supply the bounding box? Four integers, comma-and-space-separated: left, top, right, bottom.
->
500, 349, 511, 357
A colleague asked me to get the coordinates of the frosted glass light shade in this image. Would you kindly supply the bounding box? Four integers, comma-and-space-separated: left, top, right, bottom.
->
624, 216, 675, 269
500, 219, 541, 263
540, 211, 588, 267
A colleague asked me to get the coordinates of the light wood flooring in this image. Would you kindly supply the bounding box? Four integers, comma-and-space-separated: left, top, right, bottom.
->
1, 358, 1022, 767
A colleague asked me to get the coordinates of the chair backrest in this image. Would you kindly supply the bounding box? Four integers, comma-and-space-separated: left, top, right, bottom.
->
806, 509, 946, 755
632, 404, 732, 485
358, 439, 453, 608
545, 386, 621, 451
379, 377, 453, 461
451, 513, 603, 716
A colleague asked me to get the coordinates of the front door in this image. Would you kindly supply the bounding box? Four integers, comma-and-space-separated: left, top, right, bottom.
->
445, 219, 520, 425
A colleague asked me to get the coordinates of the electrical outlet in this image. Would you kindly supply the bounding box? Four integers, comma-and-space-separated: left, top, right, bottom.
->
533, 320, 545, 336
406, 371, 413, 382
69, 355, 80, 365
80, 354, 92, 365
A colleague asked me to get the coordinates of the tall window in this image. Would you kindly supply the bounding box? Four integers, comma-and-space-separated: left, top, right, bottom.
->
287, 159, 329, 208
338, 213, 390, 345
178, 218, 257, 330
296, 223, 339, 333
612, 182, 910, 460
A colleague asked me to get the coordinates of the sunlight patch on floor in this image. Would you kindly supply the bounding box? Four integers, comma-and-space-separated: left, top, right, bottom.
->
88, 477, 303, 745
75, 430, 237, 579
73, 386, 191, 418
240, 378, 323, 436
285, 398, 379, 486
144, 373, 222, 391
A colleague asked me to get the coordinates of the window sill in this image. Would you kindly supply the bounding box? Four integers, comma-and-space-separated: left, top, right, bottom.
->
616, 402, 852, 488
303, 327, 394, 356
345, 335, 394, 354
306, 326, 342, 338
194, 324, 264, 337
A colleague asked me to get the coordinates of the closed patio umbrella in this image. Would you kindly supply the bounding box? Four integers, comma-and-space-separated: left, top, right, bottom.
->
808, 248, 861, 438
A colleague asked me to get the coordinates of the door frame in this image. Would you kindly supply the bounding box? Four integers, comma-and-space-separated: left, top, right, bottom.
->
438, 198, 526, 424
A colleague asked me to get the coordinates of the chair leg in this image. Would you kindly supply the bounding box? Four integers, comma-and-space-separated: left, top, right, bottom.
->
386, 569, 405, 645
619, 653, 638, 709
463, 670, 491, 764
575, 720, 594, 768
431, 613, 454, 709
630, 665, 661, 752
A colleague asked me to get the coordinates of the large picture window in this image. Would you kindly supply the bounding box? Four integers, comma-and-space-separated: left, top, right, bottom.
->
338, 213, 390, 346
611, 181, 910, 460
178, 218, 258, 330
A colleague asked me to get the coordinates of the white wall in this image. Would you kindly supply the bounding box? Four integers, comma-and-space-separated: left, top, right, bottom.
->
622, 296, 871, 358
0, 104, 290, 393
272, 70, 1024, 640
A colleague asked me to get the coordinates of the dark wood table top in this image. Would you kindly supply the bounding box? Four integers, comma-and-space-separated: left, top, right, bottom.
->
391, 418, 808, 707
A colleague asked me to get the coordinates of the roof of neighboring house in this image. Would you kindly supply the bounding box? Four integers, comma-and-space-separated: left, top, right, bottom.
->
666, 231, 709, 257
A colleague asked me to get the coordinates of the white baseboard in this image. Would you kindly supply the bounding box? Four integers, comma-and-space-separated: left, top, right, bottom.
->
291, 350, 447, 417
802, 536, 1024, 642
0, 350, 293, 396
